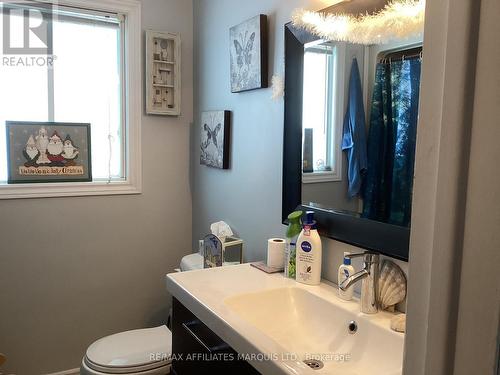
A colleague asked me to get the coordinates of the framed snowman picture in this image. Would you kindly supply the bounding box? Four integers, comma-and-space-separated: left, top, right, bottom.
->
6, 121, 92, 184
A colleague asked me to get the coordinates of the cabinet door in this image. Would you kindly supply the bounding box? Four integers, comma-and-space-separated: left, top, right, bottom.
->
171, 298, 260, 375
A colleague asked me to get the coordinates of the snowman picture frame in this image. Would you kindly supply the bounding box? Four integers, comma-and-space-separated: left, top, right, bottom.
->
6, 121, 92, 184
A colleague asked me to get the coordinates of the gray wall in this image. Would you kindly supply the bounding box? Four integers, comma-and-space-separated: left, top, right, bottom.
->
0, 1, 193, 373
403, 0, 484, 372
192, 0, 408, 285
452, 0, 500, 371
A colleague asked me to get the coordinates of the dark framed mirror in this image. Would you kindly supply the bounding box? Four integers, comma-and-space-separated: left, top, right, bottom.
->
282, 2, 423, 261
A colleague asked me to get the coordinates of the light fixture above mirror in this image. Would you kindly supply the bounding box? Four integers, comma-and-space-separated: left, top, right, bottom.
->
292, 0, 425, 45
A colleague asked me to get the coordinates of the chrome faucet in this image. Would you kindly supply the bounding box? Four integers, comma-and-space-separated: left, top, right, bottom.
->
339, 251, 380, 314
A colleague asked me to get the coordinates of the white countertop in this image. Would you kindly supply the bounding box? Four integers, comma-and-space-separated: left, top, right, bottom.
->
166, 263, 403, 375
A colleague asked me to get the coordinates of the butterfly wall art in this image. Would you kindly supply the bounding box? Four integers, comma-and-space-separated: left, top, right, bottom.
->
200, 111, 231, 169
229, 15, 268, 93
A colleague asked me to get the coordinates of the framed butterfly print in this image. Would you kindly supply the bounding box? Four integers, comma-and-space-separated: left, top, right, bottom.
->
229, 14, 268, 93
200, 111, 231, 169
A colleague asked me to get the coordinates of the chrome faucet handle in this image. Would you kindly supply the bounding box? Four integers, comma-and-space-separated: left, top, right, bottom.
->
344, 251, 379, 264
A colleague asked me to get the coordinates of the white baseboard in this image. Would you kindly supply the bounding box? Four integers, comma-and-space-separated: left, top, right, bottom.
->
44, 368, 79, 375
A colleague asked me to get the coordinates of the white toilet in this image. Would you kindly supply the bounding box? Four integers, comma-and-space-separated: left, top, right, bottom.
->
81, 253, 203, 375
81, 326, 172, 375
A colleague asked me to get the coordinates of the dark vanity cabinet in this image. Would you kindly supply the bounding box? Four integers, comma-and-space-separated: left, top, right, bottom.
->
171, 298, 260, 375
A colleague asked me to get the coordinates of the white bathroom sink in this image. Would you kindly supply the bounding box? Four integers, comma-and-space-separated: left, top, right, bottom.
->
225, 287, 403, 375
166, 263, 404, 374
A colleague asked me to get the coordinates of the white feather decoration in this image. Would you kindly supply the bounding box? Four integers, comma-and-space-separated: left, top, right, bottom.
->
292, 0, 425, 45
271, 74, 285, 100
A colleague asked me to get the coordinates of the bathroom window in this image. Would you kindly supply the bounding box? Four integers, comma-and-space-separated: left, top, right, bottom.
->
302, 41, 344, 183
0, 0, 141, 198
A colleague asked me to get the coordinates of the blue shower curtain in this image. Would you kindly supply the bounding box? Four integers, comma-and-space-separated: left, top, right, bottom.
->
362, 57, 421, 227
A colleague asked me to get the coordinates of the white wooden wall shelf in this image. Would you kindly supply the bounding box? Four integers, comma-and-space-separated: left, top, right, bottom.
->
146, 30, 181, 116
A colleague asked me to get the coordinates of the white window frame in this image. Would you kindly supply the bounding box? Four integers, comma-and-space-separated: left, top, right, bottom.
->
0, 0, 141, 199
302, 42, 345, 184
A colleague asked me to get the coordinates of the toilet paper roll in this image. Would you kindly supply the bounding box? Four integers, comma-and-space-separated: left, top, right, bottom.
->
266, 238, 286, 269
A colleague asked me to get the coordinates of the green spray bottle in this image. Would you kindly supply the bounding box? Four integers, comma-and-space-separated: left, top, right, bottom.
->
284, 210, 303, 278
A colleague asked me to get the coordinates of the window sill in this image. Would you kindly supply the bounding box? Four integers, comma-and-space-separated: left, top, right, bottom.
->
0, 180, 141, 199
302, 171, 342, 183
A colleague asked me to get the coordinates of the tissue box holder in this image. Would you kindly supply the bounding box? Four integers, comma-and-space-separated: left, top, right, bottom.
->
203, 234, 243, 268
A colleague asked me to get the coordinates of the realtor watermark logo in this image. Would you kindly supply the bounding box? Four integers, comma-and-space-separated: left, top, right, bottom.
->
1, 1, 56, 66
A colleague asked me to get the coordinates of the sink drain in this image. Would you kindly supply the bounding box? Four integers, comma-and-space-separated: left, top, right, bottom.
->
303, 359, 324, 370
348, 320, 358, 334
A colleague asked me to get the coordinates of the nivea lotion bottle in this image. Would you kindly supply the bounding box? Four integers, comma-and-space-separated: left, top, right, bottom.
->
338, 252, 355, 300
296, 211, 322, 285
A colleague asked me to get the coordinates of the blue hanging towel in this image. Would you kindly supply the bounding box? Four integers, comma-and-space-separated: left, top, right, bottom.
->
342, 57, 367, 198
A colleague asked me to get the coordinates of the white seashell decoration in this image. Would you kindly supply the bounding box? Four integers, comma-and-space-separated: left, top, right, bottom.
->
378, 260, 407, 311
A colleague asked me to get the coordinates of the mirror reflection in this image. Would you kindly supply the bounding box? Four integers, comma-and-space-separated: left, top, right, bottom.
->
301, 37, 422, 227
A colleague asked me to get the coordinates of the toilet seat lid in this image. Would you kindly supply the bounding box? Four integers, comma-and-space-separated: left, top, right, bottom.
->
180, 253, 204, 271
86, 325, 172, 370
